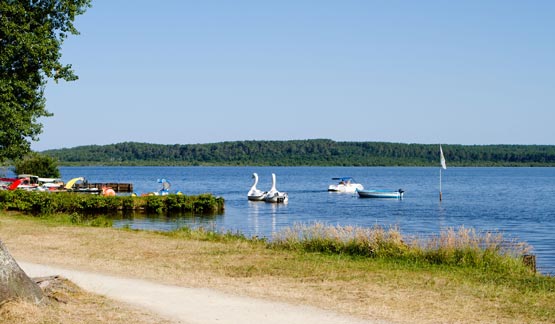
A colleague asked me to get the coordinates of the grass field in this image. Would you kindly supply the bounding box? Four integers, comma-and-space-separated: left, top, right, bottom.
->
0, 212, 554, 323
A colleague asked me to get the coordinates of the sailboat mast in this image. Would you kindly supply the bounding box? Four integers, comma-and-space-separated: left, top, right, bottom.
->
439, 168, 442, 201
439, 144, 446, 202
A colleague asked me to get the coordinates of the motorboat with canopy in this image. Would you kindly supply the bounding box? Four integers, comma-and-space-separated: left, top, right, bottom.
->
327, 177, 364, 193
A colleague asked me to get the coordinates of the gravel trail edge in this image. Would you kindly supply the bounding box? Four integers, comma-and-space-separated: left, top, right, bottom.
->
19, 261, 388, 324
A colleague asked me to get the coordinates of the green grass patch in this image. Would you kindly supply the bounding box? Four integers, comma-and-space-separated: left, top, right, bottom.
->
4, 211, 114, 228
162, 225, 258, 244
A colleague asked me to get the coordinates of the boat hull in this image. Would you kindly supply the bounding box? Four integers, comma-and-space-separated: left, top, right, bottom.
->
357, 189, 404, 199
264, 192, 288, 203
248, 194, 266, 201
327, 183, 364, 193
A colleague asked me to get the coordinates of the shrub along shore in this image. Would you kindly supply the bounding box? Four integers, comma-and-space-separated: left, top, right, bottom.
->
0, 190, 224, 216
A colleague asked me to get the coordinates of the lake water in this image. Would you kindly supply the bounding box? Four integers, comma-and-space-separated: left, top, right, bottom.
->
55, 166, 555, 274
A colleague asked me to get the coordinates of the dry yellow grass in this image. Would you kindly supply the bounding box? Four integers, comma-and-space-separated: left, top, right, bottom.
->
0, 276, 172, 324
0, 213, 553, 324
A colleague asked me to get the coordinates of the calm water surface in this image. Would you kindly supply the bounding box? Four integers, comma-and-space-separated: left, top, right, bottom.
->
57, 166, 555, 273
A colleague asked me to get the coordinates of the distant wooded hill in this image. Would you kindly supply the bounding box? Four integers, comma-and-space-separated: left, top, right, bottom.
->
41, 139, 555, 166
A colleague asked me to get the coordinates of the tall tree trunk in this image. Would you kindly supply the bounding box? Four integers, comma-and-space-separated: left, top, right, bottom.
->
0, 239, 45, 304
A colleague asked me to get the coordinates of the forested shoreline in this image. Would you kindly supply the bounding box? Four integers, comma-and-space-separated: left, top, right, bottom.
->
41, 139, 555, 167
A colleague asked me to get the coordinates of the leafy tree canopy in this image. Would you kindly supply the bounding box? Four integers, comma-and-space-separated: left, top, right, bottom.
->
42, 140, 555, 167
0, 0, 91, 163
14, 152, 60, 177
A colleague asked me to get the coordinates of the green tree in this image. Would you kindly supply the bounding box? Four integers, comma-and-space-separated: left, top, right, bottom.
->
0, 0, 90, 305
14, 152, 60, 177
0, 0, 91, 163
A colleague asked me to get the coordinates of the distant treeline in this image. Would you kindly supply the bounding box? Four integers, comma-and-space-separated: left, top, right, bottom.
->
41, 139, 555, 167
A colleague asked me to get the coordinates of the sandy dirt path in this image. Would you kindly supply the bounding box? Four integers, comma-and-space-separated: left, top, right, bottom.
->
19, 261, 388, 324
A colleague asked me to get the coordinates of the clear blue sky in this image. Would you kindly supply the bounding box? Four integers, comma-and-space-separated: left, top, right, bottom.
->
34, 1, 555, 151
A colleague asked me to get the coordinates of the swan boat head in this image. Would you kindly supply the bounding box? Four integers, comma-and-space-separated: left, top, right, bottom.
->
264, 173, 288, 203
248, 172, 266, 201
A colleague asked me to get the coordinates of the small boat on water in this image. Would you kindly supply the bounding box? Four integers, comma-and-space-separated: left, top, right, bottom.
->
65, 177, 85, 190
140, 179, 174, 196
247, 173, 267, 201
15, 174, 40, 191
327, 177, 364, 193
264, 173, 288, 203
2, 178, 22, 191
65, 177, 100, 194
357, 189, 404, 199
158, 178, 171, 195
38, 177, 64, 190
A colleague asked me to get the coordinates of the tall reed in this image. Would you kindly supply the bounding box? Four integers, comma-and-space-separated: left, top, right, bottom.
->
271, 222, 532, 273
409, 226, 531, 269
271, 222, 406, 257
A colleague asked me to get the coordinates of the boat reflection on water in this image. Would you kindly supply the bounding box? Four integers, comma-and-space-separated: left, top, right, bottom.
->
248, 200, 262, 235
247, 199, 290, 237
